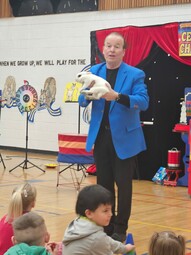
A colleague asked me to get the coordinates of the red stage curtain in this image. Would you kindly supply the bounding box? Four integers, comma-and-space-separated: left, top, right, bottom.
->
95, 22, 191, 67
146, 22, 191, 66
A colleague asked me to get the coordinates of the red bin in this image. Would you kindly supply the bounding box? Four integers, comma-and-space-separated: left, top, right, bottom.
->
167, 148, 181, 169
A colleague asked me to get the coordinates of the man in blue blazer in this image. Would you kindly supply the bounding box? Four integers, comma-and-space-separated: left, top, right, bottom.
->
78, 32, 149, 242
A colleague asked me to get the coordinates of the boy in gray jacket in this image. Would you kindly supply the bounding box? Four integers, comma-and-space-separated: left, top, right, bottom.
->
63, 184, 135, 255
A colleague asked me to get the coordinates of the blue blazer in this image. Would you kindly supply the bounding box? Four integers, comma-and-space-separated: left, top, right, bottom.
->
78, 62, 149, 159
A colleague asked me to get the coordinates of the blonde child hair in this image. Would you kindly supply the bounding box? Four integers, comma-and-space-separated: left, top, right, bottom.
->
149, 231, 185, 255
6, 182, 37, 222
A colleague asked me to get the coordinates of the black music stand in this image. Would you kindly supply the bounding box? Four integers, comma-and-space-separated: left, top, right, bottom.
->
9, 83, 45, 173
0, 97, 6, 169
9, 111, 45, 173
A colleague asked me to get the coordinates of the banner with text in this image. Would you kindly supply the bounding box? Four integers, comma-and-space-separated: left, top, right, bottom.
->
178, 22, 191, 56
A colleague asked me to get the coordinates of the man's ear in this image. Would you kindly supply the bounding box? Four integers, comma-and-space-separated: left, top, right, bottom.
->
11, 236, 18, 245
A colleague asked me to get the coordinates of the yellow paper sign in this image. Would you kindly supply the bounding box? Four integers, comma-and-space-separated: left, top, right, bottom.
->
63, 82, 82, 102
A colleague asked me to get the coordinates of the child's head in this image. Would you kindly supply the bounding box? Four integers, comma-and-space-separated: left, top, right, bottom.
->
149, 231, 185, 255
7, 182, 37, 222
12, 211, 50, 247
75, 184, 113, 227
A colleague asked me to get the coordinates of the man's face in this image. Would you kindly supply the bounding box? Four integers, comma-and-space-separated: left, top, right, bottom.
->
103, 34, 125, 68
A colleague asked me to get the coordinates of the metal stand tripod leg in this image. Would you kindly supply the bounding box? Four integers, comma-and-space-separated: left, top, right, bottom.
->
9, 159, 45, 172
9, 112, 45, 173
0, 153, 6, 169
0, 96, 6, 170
57, 163, 87, 190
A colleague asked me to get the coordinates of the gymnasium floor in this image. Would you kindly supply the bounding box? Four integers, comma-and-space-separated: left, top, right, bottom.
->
0, 149, 191, 255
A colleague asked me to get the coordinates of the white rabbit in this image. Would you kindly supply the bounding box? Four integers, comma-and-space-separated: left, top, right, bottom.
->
76, 71, 110, 100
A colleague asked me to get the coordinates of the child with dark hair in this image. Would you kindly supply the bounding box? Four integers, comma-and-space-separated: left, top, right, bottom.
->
0, 182, 37, 254
149, 231, 185, 255
62, 184, 135, 255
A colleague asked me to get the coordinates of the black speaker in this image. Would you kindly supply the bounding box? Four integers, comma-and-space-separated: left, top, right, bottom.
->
56, 0, 98, 14
9, 0, 54, 17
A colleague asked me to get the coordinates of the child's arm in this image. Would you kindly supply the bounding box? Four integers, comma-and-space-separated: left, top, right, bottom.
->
125, 243, 135, 254
109, 236, 135, 254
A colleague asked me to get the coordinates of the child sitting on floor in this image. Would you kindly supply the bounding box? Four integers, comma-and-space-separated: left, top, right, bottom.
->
4, 211, 60, 255
148, 231, 185, 255
0, 182, 37, 255
62, 184, 135, 255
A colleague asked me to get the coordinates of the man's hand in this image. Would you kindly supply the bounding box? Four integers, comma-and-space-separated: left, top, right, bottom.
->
101, 83, 118, 101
